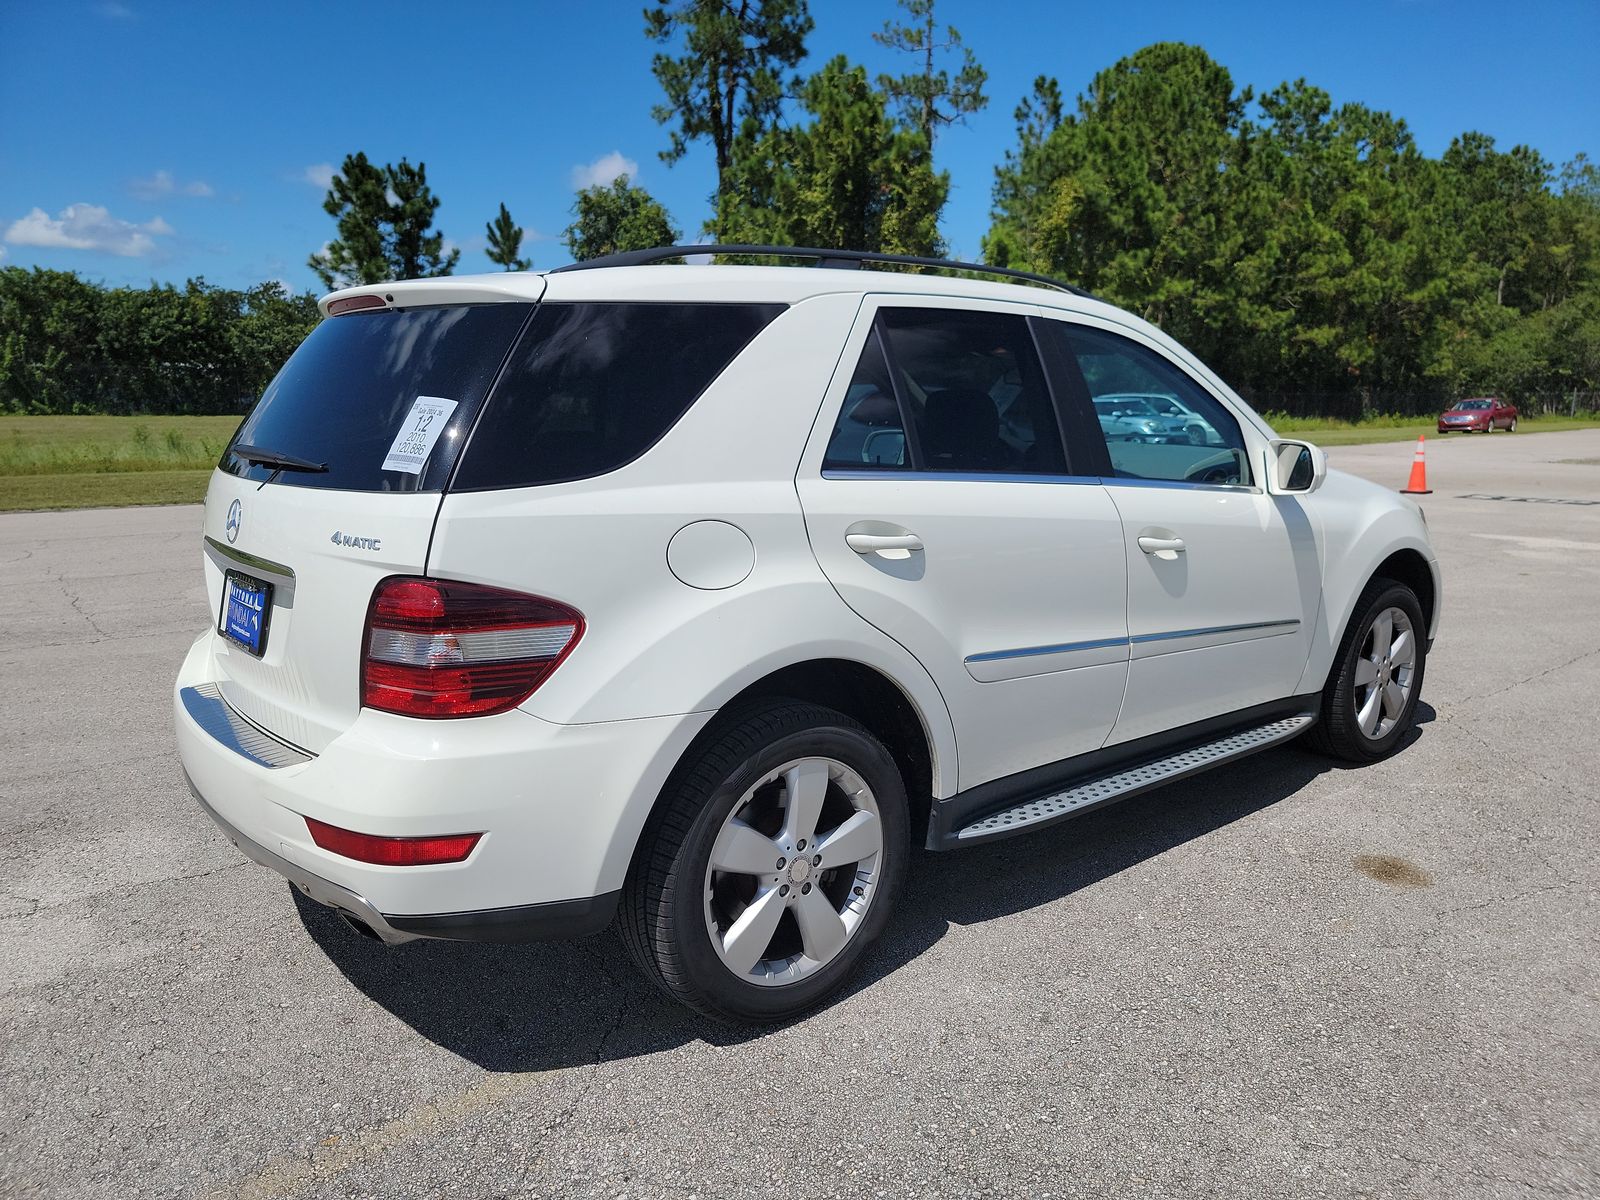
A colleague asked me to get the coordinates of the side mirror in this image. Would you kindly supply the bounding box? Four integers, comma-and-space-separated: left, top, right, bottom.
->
1267, 439, 1327, 494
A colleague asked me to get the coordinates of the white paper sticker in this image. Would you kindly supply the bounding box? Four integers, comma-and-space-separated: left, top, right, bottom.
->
382, 395, 459, 475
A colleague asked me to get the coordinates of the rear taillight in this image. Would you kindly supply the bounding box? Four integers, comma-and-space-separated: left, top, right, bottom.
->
362, 577, 583, 718
305, 816, 481, 866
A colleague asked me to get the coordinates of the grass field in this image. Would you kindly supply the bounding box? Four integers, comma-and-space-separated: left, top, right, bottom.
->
0, 415, 241, 511
2, 411, 1599, 511
1265, 413, 1600, 445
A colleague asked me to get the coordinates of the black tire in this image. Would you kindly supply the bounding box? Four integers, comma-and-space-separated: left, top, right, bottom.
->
620, 700, 909, 1023
1508, 417, 1518, 433
1304, 577, 1427, 763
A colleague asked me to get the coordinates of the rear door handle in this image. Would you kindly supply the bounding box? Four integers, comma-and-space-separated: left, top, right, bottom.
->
847, 533, 924, 554
1137, 536, 1186, 555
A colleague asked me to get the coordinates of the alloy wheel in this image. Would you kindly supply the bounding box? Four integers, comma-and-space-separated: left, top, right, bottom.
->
1354, 606, 1416, 740
703, 757, 885, 987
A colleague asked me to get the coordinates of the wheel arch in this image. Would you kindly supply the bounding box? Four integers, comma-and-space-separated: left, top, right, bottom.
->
617, 657, 945, 889
1371, 548, 1438, 640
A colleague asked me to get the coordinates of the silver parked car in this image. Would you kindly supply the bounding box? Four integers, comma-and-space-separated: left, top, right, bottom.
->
1093, 394, 1214, 445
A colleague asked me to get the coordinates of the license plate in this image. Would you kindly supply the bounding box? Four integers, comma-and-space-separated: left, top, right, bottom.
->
220, 570, 272, 657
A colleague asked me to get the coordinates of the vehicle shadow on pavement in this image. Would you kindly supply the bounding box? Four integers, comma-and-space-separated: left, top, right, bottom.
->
295, 704, 1434, 1071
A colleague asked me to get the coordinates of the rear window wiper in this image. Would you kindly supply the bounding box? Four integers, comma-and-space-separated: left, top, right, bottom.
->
232, 443, 329, 473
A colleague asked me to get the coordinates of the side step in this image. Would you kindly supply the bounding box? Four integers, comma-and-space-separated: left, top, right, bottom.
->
952, 713, 1316, 845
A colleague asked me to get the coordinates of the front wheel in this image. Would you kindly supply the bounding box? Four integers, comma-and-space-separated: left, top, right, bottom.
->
1305, 579, 1427, 763
621, 701, 909, 1022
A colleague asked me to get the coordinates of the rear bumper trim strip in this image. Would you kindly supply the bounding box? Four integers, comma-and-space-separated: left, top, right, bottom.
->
180, 683, 312, 769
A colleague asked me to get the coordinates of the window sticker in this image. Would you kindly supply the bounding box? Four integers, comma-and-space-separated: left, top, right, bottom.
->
382, 396, 459, 474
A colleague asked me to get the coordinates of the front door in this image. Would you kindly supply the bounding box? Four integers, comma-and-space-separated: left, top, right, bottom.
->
797, 297, 1130, 793
1033, 313, 1322, 743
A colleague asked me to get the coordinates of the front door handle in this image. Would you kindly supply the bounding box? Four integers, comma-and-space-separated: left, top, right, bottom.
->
1137, 535, 1186, 555
847, 532, 924, 554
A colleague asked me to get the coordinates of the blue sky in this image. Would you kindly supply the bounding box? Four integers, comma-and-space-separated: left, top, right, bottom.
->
2, 0, 1596, 294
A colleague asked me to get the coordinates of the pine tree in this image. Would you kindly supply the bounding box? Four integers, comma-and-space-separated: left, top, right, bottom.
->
645, 0, 813, 237
719, 56, 947, 256
308, 153, 458, 288
872, 0, 987, 148
563, 176, 681, 261
485, 203, 531, 271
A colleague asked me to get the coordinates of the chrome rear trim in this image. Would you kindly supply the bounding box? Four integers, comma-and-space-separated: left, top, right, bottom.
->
180, 682, 312, 769
204, 536, 296, 580
184, 773, 416, 946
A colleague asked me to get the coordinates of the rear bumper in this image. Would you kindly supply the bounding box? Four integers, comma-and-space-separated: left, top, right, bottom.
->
174, 632, 709, 939
185, 770, 618, 943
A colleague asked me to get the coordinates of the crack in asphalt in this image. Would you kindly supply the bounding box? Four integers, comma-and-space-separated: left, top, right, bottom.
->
1458, 644, 1600, 704
1, 860, 250, 922
1435, 878, 1580, 919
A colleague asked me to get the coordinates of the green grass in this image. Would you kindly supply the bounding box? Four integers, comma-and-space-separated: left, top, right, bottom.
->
0, 414, 242, 474
1263, 413, 1600, 446
0, 468, 213, 511
0, 415, 241, 511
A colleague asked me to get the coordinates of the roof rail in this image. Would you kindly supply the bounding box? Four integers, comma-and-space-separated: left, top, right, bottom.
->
549, 244, 1092, 297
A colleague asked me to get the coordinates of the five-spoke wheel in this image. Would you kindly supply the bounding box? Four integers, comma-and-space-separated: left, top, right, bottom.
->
704, 757, 885, 985
622, 702, 908, 1022
1307, 578, 1428, 762
1352, 606, 1417, 740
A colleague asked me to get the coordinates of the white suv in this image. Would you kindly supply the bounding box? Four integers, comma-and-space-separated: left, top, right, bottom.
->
174, 246, 1440, 1022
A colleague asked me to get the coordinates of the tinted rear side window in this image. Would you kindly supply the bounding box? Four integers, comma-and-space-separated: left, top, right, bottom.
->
220, 304, 534, 492
453, 302, 783, 490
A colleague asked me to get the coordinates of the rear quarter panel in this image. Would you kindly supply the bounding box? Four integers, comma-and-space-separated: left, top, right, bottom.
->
425, 291, 959, 794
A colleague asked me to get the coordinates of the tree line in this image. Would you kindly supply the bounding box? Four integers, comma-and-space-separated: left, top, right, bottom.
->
3, 0, 1594, 416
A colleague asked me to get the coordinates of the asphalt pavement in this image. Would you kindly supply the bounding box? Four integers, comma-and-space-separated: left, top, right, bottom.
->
2, 429, 1597, 1199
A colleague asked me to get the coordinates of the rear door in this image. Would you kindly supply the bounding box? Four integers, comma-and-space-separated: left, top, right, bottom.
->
201, 296, 538, 752
797, 297, 1129, 793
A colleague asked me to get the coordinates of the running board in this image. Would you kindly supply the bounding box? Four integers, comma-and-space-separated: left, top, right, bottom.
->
952, 713, 1316, 845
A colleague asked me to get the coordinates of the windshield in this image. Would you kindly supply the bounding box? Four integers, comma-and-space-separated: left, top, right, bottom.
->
1454, 399, 1494, 410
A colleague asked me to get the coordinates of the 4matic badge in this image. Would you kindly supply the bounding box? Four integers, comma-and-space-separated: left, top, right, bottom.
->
330, 530, 383, 552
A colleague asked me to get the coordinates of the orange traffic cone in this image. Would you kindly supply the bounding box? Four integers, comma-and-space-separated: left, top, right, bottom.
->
1400, 435, 1432, 495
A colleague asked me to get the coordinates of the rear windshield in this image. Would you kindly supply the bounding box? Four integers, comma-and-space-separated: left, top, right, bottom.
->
451, 301, 783, 491
220, 303, 534, 491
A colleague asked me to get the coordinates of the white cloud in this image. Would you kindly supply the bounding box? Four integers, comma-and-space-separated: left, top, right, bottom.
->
3, 204, 174, 258
301, 163, 335, 189
570, 151, 639, 191
130, 170, 213, 199
96, 2, 135, 19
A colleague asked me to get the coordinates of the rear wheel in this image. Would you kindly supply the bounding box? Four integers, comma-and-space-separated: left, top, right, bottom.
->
1508, 416, 1518, 432
1305, 578, 1427, 763
621, 701, 909, 1022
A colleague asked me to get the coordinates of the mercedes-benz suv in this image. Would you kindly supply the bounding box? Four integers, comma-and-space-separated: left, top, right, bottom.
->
174, 246, 1440, 1022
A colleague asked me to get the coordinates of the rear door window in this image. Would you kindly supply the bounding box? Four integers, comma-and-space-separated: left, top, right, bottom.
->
452, 302, 783, 490
824, 307, 1069, 475
220, 303, 534, 492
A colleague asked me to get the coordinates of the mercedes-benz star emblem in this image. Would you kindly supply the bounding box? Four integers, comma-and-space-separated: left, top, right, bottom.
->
225, 499, 242, 544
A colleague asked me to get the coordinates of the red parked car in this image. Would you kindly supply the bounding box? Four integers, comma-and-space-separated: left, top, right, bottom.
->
1438, 397, 1518, 433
